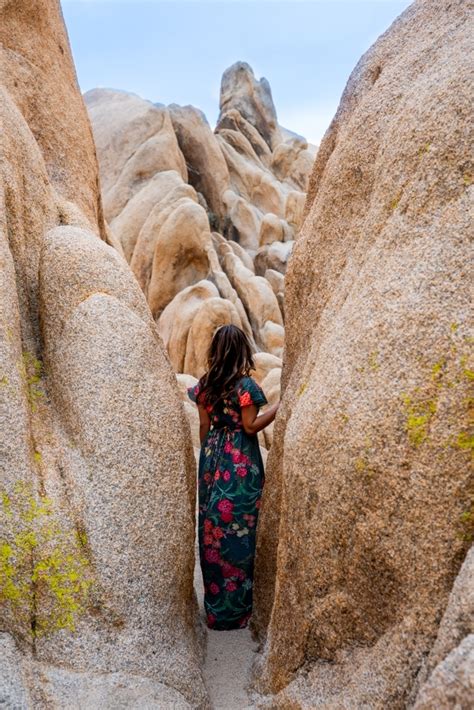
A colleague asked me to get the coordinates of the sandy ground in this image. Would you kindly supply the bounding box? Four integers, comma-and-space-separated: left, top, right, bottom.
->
194, 550, 258, 710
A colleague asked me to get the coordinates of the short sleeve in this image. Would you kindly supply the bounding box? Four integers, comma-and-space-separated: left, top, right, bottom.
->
237, 377, 268, 409
187, 383, 200, 403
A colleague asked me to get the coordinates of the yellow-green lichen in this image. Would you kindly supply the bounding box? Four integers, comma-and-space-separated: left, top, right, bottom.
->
0, 375, 8, 386
390, 190, 403, 211
401, 392, 437, 447
368, 351, 380, 372
297, 382, 308, 397
0, 482, 92, 637
418, 142, 431, 157
458, 507, 474, 543
20, 352, 45, 412
453, 431, 474, 452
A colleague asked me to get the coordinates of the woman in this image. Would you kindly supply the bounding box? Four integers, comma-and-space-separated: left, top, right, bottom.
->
188, 325, 279, 630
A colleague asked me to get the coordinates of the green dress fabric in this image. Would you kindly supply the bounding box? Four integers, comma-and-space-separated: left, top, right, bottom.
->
188, 375, 267, 630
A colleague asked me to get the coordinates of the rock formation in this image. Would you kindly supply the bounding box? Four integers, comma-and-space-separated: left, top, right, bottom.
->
86, 62, 314, 398
0, 1, 207, 706
253, 0, 473, 706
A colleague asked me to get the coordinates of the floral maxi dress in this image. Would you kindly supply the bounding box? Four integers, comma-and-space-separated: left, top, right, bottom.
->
188, 376, 267, 630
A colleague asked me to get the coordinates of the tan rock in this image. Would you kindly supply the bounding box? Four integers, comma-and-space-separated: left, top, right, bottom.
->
184, 297, 244, 378
253, 1, 473, 706
412, 636, 474, 710
264, 268, 285, 299
111, 169, 189, 261
259, 212, 286, 246
218, 249, 283, 354
169, 104, 230, 220
216, 107, 272, 166
0, 0, 105, 237
253, 352, 283, 386
412, 547, 474, 708
254, 240, 294, 276
261, 367, 282, 449
158, 279, 245, 377
177, 373, 201, 450
84, 89, 187, 221
284, 190, 306, 231
221, 186, 262, 251
146, 198, 213, 318
218, 61, 281, 150
260, 321, 284, 359
212, 231, 255, 273
271, 136, 314, 191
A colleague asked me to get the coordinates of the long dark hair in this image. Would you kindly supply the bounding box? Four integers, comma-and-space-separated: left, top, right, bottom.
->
198, 325, 255, 406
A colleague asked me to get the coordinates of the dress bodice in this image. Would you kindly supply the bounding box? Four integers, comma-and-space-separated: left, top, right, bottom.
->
187, 376, 267, 432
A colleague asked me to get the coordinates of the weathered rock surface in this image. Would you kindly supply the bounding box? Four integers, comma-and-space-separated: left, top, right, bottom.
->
412, 546, 474, 709
0, 2, 207, 706
253, 0, 473, 706
86, 62, 313, 406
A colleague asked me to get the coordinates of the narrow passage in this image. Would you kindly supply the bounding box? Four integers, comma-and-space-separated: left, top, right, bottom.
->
194, 550, 258, 709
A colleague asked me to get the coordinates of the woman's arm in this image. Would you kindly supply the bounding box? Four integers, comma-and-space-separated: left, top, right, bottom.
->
198, 404, 211, 444
241, 402, 279, 436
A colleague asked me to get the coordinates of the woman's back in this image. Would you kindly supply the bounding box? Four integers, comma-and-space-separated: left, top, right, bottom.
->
189, 375, 266, 433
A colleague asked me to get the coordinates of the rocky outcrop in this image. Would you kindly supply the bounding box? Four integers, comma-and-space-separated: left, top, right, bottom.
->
253, 0, 473, 706
86, 62, 312, 390
0, 2, 207, 706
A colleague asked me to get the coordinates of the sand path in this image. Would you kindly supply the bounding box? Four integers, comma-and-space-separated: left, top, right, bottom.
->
194, 551, 258, 709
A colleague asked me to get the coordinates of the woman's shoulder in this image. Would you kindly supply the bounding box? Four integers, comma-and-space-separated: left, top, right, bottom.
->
187, 379, 202, 403
236, 374, 267, 407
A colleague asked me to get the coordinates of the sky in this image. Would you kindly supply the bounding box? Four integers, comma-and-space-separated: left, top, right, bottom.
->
61, 0, 412, 145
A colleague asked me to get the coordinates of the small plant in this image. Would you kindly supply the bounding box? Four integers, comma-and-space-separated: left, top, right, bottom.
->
0, 481, 92, 637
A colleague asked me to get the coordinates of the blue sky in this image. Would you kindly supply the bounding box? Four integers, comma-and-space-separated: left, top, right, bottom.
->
61, 0, 412, 145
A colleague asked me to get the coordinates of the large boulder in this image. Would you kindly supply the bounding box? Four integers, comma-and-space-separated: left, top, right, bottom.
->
84, 89, 187, 221
253, 0, 473, 706
217, 61, 281, 150
0, 2, 207, 706
169, 104, 230, 221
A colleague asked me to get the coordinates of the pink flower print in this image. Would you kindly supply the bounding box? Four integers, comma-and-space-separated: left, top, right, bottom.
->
220, 511, 233, 523
212, 539, 221, 548
236, 467, 248, 477
203, 472, 212, 484
222, 562, 239, 578
205, 548, 220, 564
224, 441, 232, 453
239, 391, 252, 407
217, 499, 234, 514
207, 613, 216, 628
222, 470, 231, 482
239, 613, 251, 628
204, 519, 213, 533
233, 451, 249, 465
236, 568, 246, 581
203, 534, 213, 546
213, 526, 224, 539
256, 499, 261, 509
209, 583, 219, 595
225, 581, 237, 592
214, 470, 221, 480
